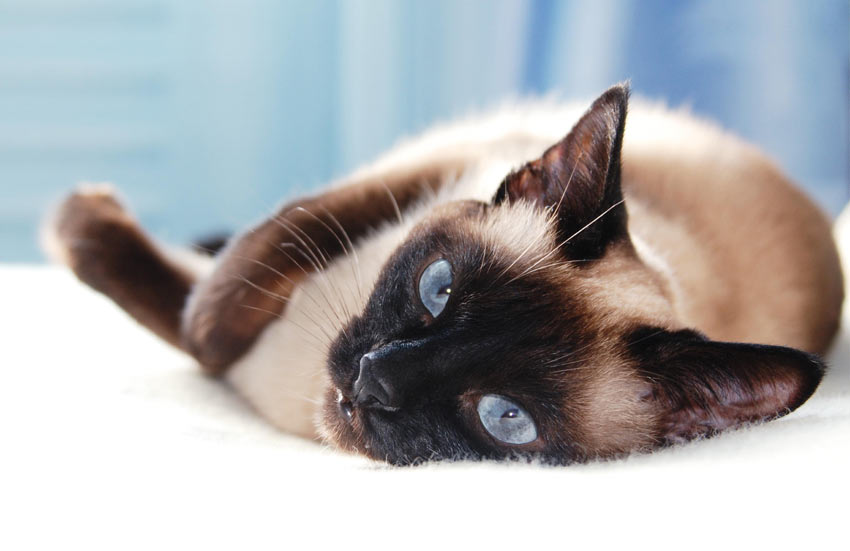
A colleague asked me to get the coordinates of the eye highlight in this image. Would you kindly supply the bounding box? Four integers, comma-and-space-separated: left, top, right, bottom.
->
477, 394, 538, 445
418, 258, 453, 317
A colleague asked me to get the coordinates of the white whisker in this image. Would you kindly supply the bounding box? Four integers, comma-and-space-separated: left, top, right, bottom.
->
269, 241, 347, 335
294, 206, 364, 308
509, 199, 625, 285
233, 275, 334, 342
273, 216, 353, 325
237, 304, 327, 351
379, 180, 404, 225
266, 242, 339, 322
560, 199, 625, 248
551, 150, 584, 218
319, 206, 364, 301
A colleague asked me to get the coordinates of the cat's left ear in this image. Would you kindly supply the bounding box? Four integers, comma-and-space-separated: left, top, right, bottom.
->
493, 83, 630, 259
630, 328, 826, 444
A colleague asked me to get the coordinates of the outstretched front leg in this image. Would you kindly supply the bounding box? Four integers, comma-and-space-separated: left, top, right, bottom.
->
50, 162, 459, 375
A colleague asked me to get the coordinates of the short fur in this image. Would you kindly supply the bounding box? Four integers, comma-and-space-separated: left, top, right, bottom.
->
46, 84, 843, 464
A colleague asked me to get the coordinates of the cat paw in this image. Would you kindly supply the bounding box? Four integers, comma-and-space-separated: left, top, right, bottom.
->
41, 183, 136, 268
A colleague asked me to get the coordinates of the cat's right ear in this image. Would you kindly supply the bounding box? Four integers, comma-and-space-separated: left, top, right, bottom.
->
492, 83, 630, 260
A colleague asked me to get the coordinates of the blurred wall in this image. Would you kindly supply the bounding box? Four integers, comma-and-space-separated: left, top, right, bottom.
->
1, 0, 847, 261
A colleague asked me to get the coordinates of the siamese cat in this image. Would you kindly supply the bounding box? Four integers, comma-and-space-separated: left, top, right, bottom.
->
46, 84, 844, 465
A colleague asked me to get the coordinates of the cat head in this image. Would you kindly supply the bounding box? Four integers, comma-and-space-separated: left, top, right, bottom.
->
322, 84, 825, 465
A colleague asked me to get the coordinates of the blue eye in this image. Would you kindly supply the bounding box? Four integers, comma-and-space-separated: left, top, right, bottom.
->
477, 394, 538, 445
418, 258, 453, 317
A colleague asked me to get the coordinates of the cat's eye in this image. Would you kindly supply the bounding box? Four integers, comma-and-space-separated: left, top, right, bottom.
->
418, 258, 453, 317
477, 394, 538, 445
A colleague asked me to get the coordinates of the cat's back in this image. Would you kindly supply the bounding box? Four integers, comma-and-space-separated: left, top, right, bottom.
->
620, 104, 843, 354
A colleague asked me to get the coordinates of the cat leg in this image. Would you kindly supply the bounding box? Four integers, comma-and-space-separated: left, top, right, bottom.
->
46, 185, 197, 350
183, 164, 455, 375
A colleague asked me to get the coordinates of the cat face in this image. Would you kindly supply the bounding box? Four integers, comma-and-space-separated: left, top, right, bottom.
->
322, 85, 824, 465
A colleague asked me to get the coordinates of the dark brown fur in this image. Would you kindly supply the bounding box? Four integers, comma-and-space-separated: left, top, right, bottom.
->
51, 189, 194, 350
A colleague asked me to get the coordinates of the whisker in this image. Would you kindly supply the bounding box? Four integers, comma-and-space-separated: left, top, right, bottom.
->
271, 238, 348, 332
237, 304, 327, 350
379, 180, 404, 225
494, 237, 541, 283
319, 206, 364, 300
266, 242, 349, 339
505, 257, 593, 285
294, 206, 364, 308
560, 199, 625, 247
234, 276, 334, 342
270, 389, 325, 406
273, 217, 353, 324
504, 261, 561, 285
626, 328, 666, 347
249, 245, 342, 333
227, 245, 345, 340
237, 303, 283, 319
550, 150, 584, 218
509, 199, 625, 286
235, 275, 289, 304
273, 216, 329, 273
492, 153, 600, 288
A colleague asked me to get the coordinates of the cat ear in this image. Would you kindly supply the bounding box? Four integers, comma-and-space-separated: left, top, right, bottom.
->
630, 329, 825, 444
493, 83, 630, 259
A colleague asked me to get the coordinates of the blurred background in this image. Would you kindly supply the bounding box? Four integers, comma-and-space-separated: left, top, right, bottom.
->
1, 0, 848, 261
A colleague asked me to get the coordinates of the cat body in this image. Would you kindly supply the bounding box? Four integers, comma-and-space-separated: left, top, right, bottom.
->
49, 85, 843, 464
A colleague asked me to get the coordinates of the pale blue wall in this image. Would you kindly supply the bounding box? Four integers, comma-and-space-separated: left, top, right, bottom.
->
1, 0, 847, 261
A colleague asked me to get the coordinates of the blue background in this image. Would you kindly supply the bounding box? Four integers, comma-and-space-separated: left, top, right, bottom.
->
1, 0, 848, 261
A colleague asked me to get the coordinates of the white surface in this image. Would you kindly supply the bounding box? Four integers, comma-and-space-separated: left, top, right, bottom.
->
2, 211, 848, 550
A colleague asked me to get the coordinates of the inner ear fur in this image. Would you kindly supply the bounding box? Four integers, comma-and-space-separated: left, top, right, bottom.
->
493, 83, 631, 260
628, 328, 825, 444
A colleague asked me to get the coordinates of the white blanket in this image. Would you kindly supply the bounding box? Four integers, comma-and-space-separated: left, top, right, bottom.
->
2, 209, 848, 550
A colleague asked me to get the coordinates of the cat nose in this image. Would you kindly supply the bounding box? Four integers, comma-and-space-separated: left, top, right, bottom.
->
353, 351, 400, 410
